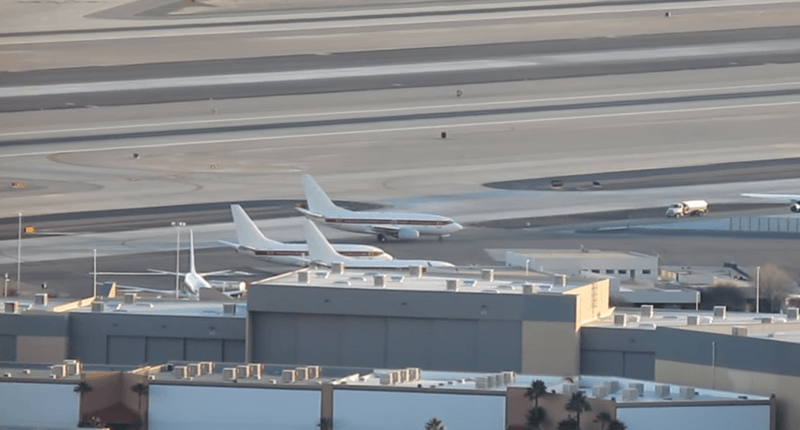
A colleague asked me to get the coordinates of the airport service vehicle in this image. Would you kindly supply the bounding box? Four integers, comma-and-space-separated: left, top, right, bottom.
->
303, 220, 455, 270
295, 174, 463, 243
666, 200, 709, 218
219, 204, 393, 266
742, 193, 800, 213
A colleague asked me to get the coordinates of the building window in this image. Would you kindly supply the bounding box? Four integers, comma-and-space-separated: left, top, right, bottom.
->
605, 270, 614, 274
642, 269, 652, 274
618, 270, 627, 274
591, 270, 600, 273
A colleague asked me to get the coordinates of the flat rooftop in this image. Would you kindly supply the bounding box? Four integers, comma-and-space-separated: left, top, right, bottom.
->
256, 268, 589, 295
506, 249, 655, 261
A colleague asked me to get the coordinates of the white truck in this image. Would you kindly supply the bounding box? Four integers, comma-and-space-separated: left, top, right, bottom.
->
666, 200, 709, 218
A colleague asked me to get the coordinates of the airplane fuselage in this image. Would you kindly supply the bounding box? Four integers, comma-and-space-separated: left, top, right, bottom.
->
319, 211, 463, 237
238, 243, 392, 266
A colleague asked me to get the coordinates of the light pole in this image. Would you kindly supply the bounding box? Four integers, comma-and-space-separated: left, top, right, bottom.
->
16, 213, 21, 291
3, 272, 8, 298
93, 249, 97, 298
171, 221, 186, 299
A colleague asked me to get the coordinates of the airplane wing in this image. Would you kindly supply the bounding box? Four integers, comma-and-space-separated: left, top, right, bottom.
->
116, 285, 183, 296
295, 207, 325, 219
742, 193, 800, 202
91, 271, 166, 276
368, 225, 402, 235
147, 268, 233, 277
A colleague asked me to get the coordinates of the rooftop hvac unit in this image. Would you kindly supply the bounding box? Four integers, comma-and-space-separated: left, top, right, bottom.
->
200, 361, 214, 375
502, 371, 516, 385
398, 369, 409, 383
604, 380, 620, 393
307, 365, 321, 379
248, 364, 262, 379
65, 361, 81, 376
613, 314, 627, 327
408, 265, 423, 278
390, 275, 404, 283
50, 364, 67, 378
562, 383, 578, 395
331, 262, 345, 275
222, 368, 236, 381
522, 283, 534, 294
282, 369, 297, 383
374, 275, 387, 287
760, 317, 774, 324
492, 373, 502, 387
236, 365, 250, 379
621, 388, 638, 401
446, 279, 459, 291
315, 271, 330, 279
475, 376, 489, 390
713, 306, 727, 319
679, 387, 696, 399
295, 367, 308, 381
223, 303, 237, 315
124, 293, 136, 305
34, 293, 48, 306
173, 366, 188, 379
640, 304, 654, 318
687, 315, 700, 325
187, 364, 200, 377
3, 373, 11, 377
555, 274, 567, 287
148, 375, 156, 381
787, 307, 800, 321
4, 301, 19, 314
628, 315, 641, 324
379, 373, 393, 385
407, 367, 421, 381
732, 326, 748, 336
481, 269, 495, 282
297, 271, 310, 283
91, 302, 104, 313
655, 384, 671, 398
629, 382, 644, 397
592, 385, 608, 399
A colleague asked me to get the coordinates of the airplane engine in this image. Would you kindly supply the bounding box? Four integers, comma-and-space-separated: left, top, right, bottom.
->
396, 227, 421, 240
791, 203, 800, 213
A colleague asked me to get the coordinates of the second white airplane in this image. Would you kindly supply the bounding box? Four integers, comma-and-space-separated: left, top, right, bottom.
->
296, 174, 463, 243
304, 219, 455, 270
221, 204, 393, 266
742, 193, 800, 213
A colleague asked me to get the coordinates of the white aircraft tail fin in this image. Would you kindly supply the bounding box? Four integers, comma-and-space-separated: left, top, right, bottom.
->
231, 205, 280, 248
302, 174, 341, 215
189, 229, 197, 275
303, 219, 345, 264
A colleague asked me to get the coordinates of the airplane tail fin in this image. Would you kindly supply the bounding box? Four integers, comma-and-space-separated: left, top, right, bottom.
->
231, 205, 280, 248
189, 229, 197, 275
303, 219, 345, 264
302, 174, 341, 215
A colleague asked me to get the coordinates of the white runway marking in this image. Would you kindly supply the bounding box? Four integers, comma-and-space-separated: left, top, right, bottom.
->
1, 99, 799, 158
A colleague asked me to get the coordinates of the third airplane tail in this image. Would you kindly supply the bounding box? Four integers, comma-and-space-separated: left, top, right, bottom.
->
302, 174, 343, 215
231, 205, 280, 249
303, 219, 346, 265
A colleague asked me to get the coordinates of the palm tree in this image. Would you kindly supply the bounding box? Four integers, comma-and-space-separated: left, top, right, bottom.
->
424, 417, 446, 430
74, 381, 92, 396
608, 419, 627, 430
131, 383, 149, 414
525, 406, 546, 430
318, 417, 333, 430
594, 412, 613, 430
524, 380, 548, 408
565, 391, 591, 428
557, 417, 579, 430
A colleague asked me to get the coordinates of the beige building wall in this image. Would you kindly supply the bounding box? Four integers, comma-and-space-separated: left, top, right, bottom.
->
16, 336, 67, 363
82, 372, 122, 419
568, 279, 612, 326
506, 386, 616, 430
656, 360, 782, 430
521, 321, 579, 376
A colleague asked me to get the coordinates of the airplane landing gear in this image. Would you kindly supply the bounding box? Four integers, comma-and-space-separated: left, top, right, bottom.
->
438, 235, 444, 242
377, 234, 388, 243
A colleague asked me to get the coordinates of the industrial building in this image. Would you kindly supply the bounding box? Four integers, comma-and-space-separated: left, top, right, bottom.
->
0, 360, 773, 430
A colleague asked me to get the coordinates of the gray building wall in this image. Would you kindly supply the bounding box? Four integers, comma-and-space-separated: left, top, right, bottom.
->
579, 326, 656, 380
68, 313, 245, 365
0, 313, 69, 361
248, 284, 577, 372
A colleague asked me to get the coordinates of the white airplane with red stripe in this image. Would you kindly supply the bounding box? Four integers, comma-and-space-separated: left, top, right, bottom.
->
296, 174, 463, 243
220, 204, 393, 266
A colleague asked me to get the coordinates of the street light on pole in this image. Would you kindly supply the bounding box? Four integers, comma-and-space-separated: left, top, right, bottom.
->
3, 272, 8, 298
93, 249, 98, 298
756, 265, 761, 314
171, 221, 186, 299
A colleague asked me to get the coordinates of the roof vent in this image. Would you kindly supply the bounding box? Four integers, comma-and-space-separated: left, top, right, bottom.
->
332, 281, 351, 286
481, 269, 495, 282
374, 275, 387, 287
297, 271, 310, 283
463, 279, 477, 287
613, 314, 628, 327
732, 326, 748, 336
408, 265, 423, 278
331, 262, 345, 275
315, 271, 330, 279
4, 301, 19, 314
687, 315, 700, 325
34, 293, 48, 306
446, 279, 459, 291
787, 307, 799, 321
390, 275, 404, 283
223, 303, 237, 315
655, 384, 671, 398
759, 317, 774, 324
640, 304, 654, 318
91, 302, 105, 313
713, 306, 727, 319
124, 293, 137, 304
522, 283, 534, 294
679, 387, 696, 399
